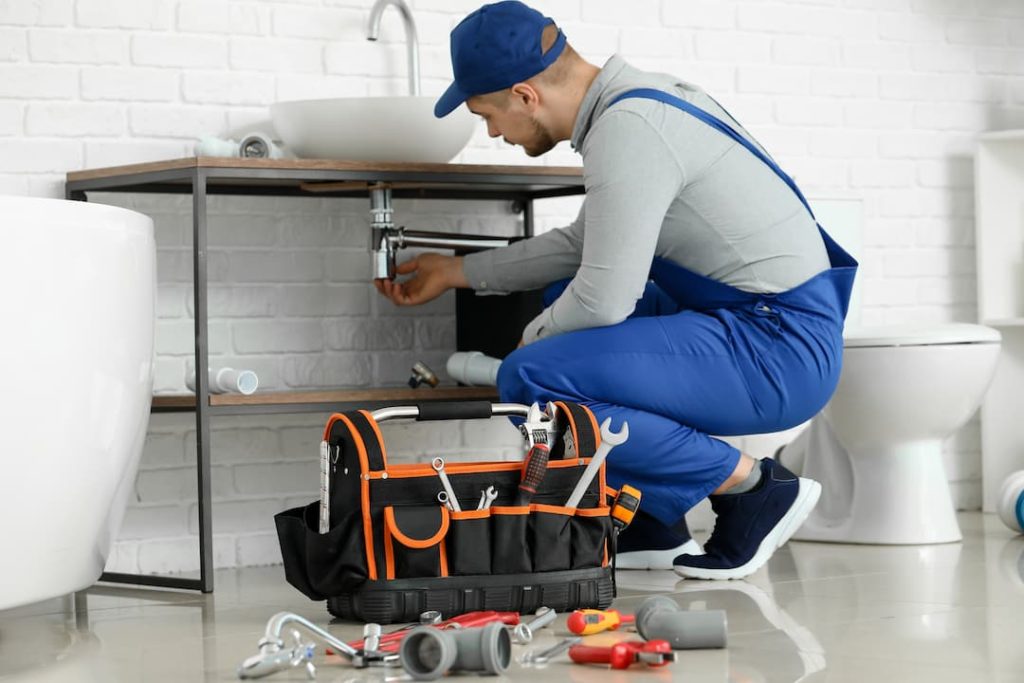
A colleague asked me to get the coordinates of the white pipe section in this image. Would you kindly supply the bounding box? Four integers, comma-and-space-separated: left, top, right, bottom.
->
186, 367, 259, 395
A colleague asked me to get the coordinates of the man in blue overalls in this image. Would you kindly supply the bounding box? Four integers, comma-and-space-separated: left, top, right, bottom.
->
375, 1, 857, 579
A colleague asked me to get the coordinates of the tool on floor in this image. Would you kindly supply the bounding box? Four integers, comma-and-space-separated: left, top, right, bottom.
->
610, 484, 643, 533
566, 608, 635, 636
635, 596, 728, 650
399, 622, 512, 680
420, 610, 443, 625
408, 361, 440, 388
514, 442, 550, 506
569, 639, 676, 669
431, 456, 461, 512
240, 611, 393, 679
520, 636, 582, 665
477, 485, 498, 510
564, 418, 629, 508
347, 611, 520, 654
363, 624, 382, 654
511, 606, 557, 644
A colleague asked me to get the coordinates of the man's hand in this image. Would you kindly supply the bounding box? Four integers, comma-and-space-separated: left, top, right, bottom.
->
374, 253, 468, 306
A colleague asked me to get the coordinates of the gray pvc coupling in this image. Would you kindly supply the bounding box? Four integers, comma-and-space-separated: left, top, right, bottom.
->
635, 595, 728, 650
400, 622, 512, 680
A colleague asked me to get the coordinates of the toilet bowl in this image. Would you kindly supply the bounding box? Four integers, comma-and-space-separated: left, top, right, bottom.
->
780, 322, 1001, 544
0, 196, 155, 610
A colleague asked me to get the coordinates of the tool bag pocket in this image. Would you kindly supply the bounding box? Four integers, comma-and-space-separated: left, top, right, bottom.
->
447, 509, 491, 576
529, 505, 574, 572
571, 507, 613, 570
489, 506, 532, 574
274, 501, 367, 601
383, 505, 450, 580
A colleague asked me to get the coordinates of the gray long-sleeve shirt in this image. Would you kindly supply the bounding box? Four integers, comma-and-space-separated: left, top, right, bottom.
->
462, 55, 830, 344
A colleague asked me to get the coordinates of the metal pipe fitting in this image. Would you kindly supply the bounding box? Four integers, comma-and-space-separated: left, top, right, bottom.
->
367, 184, 512, 279
237, 612, 359, 679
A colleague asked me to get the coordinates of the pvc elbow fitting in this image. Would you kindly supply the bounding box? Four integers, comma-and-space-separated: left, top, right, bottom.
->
399, 622, 511, 680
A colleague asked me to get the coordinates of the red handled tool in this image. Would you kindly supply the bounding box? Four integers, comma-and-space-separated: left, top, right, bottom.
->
514, 442, 550, 506
569, 639, 676, 669
344, 611, 520, 654
566, 608, 635, 636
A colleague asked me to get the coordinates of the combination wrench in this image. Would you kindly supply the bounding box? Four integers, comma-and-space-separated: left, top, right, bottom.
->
564, 418, 629, 508
431, 456, 461, 512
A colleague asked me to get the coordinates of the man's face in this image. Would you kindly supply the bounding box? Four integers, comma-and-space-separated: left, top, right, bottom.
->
467, 95, 556, 158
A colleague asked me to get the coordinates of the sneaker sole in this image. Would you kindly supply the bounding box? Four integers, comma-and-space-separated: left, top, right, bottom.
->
617, 539, 704, 570
672, 477, 822, 581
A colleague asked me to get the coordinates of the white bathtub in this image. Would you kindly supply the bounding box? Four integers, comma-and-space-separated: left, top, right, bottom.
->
0, 196, 155, 611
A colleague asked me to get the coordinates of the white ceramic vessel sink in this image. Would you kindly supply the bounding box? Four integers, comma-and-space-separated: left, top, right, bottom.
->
271, 95, 477, 163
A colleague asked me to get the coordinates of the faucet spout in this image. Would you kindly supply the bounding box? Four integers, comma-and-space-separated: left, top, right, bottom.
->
366, 0, 421, 97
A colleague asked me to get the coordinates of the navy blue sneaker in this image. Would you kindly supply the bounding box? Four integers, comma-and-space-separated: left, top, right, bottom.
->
616, 510, 703, 570
673, 458, 821, 580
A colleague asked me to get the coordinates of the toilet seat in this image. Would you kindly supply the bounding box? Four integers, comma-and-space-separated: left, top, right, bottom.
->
844, 322, 1001, 348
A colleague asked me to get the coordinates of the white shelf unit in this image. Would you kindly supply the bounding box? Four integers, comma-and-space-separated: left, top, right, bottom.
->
975, 130, 1024, 511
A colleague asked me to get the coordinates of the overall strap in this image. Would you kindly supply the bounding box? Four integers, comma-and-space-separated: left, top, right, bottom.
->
608, 88, 815, 221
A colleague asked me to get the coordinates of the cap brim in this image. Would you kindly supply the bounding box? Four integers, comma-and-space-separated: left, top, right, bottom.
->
434, 81, 470, 118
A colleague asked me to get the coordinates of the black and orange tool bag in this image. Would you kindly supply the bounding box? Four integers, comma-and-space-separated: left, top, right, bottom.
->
274, 400, 616, 624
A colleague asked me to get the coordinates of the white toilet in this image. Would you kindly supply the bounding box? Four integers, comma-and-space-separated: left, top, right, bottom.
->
778, 200, 1001, 545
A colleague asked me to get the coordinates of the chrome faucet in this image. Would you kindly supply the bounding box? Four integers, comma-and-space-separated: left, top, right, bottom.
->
366, 0, 421, 96
369, 184, 512, 280
237, 611, 397, 679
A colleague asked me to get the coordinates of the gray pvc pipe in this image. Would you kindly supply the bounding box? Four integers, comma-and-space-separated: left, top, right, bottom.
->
400, 622, 511, 680
635, 596, 728, 650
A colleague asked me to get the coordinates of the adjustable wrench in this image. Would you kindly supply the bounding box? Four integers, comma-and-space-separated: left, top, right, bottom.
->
519, 401, 558, 450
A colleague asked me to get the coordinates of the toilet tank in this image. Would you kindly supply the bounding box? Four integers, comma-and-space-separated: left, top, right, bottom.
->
808, 198, 864, 328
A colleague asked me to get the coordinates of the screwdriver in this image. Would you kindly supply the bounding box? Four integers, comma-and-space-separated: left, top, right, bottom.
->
514, 442, 550, 506
566, 608, 635, 636
610, 484, 642, 533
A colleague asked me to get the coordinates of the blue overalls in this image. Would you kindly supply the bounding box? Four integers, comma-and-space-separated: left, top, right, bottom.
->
497, 88, 858, 529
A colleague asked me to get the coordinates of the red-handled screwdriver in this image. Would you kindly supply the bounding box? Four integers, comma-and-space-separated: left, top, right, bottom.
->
569, 639, 676, 669
514, 442, 550, 506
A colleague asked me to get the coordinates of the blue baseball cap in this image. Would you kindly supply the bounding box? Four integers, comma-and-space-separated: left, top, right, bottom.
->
434, 1, 567, 118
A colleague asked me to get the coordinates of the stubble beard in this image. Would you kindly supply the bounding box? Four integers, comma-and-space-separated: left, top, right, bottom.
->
523, 117, 556, 157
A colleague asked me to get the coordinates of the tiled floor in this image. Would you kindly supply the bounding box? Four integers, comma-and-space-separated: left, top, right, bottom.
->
2, 512, 1023, 682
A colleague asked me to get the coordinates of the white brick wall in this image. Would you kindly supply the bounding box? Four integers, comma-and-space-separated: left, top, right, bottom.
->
2, 0, 1023, 573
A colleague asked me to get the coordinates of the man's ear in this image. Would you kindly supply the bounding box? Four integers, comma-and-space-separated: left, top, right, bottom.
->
508, 82, 540, 111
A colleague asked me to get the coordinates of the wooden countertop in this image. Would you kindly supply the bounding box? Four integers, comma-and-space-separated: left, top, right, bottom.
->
66, 157, 586, 199
67, 157, 584, 182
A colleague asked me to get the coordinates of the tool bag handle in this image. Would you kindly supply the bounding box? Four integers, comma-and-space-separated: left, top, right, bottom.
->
371, 401, 532, 423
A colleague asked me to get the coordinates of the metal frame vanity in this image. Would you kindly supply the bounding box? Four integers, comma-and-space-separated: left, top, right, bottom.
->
65, 157, 585, 593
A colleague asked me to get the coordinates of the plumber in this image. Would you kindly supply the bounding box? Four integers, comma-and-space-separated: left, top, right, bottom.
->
374, 1, 857, 579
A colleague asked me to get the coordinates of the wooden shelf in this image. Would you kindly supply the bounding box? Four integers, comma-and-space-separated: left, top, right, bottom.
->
66, 157, 585, 200
152, 385, 500, 415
